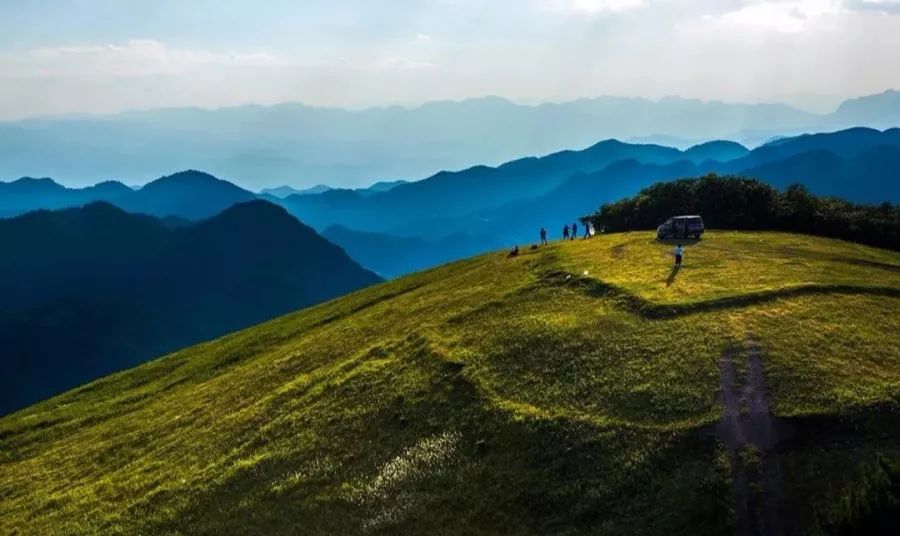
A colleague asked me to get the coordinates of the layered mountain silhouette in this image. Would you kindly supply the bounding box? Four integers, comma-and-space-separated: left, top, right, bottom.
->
0, 200, 380, 414
260, 184, 332, 198
682, 140, 750, 162
365, 179, 409, 193
279, 139, 708, 232
479, 128, 900, 244
275, 127, 897, 274
127, 170, 256, 219
827, 89, 900, 129
322, 225, 505, 278
259, 180, 407, 204
719, 126, 900, 171
1, 90, 897, 188
739, 146, 900, 202
470, 159, 703, 245
280, 127, 898, 237
0, 170, 254, 219
0, 177, 134, 218
3, 127, 898, 280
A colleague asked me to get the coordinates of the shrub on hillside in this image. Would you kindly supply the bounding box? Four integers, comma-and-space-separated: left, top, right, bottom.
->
586, 174, 900, 251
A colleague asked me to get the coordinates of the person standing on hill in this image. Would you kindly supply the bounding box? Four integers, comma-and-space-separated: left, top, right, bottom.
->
563, 224, 570, 240
674, 243, 684, 266
540, 227, 548, 245
571, 222, 578, 240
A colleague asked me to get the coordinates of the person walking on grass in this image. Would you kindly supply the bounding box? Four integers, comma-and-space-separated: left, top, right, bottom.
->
563, 224, 570, 240
571, 222, 578, 240
540, 227, 548, 245
674, 243, 684, 266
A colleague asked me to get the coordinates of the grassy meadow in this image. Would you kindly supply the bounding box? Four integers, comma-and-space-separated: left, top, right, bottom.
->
1, 231, 899, 535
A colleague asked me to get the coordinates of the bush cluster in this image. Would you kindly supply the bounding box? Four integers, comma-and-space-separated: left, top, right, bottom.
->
586, 174, 900, 250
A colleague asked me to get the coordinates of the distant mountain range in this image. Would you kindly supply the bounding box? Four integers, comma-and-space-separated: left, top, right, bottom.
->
365, 179, 410, 194
2, 127, 899, 278
260, 184, 332, 198
1, 90, 898, 188
302, 127, 899, 274
277, 137, 744, 234
470, 127, 900, 245
279, 126, 898, 233
830, 90, 900, 128
0, 200, 380, 414
258, 180, 408, 201
0, 170, 254, 219
322, 225, 506, 278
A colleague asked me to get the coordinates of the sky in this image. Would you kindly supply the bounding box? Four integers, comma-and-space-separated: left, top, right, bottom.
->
1, 0, 899, 120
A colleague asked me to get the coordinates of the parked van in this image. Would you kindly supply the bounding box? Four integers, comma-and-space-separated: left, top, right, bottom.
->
657, 215, 704, 240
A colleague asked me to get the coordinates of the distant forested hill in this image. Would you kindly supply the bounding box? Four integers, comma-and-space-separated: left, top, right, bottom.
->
0, 170, 254, 219
0, 200, 380, 414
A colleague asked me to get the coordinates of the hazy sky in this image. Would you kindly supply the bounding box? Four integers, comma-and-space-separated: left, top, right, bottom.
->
1, 0, 899, 119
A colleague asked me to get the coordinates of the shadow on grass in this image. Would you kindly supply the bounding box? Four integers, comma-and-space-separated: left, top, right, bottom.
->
831, 257, 900, 273
540, 270, 900, 319
694, 399, 900, 534
310, 281, 426, 330
666, 265, 681, 287
657, 238, 701, 246
129, 358, 731, 536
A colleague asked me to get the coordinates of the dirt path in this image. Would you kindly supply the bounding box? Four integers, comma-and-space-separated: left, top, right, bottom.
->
717, 337, 784, 536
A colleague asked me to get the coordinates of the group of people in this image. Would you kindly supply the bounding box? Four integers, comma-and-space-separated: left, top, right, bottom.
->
539, 222, 595, 245
526, 224, 686, 268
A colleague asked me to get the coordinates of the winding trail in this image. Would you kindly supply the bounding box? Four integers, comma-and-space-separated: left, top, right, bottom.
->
717, 337, 784, 536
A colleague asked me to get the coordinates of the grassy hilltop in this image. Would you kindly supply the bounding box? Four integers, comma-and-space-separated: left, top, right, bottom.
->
2, 231, 900, 535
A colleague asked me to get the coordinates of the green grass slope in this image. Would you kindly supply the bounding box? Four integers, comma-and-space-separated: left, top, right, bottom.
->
2, 231, 900, 535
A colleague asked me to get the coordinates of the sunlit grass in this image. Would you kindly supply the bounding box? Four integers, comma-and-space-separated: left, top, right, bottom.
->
1, 231, 899, 534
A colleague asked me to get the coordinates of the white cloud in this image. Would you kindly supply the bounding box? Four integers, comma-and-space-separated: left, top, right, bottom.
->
1, 1, 898, 120
572, 0, 645, 11
6, 39, 281, 78
374, 57, 436, 70
541, 0, 645, 14
711, 1, 844, 33
846, 0, 900, 11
